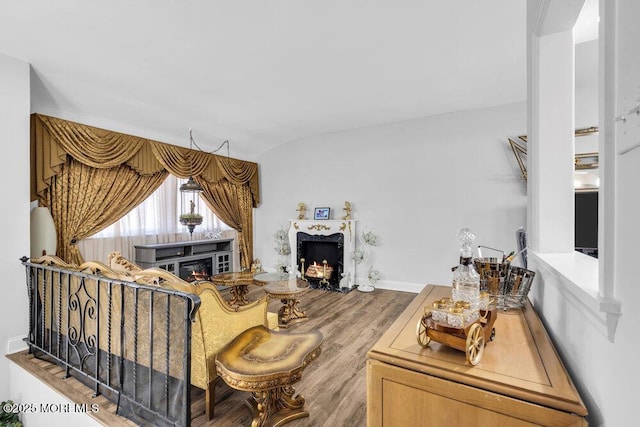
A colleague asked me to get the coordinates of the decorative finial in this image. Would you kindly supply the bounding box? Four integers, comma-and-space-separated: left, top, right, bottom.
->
296, 202, 307, 220
342, 201, 352, 220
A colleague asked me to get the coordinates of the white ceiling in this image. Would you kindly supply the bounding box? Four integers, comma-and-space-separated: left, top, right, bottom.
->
0, 1, 596, 159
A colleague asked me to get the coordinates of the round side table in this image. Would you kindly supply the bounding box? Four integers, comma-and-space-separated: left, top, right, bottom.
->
254, 272, 310, 328
210, 271, 255, 306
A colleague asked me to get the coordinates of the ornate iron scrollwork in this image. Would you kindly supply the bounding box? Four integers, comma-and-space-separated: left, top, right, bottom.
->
67, 276, 98, 372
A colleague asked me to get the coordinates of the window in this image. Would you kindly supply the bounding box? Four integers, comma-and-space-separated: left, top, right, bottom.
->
92, 175, 229, 238
79, 175, 234, 263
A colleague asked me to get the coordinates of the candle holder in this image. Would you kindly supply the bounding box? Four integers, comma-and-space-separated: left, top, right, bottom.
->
300, 258, 308, 281
320, 260, 330, 286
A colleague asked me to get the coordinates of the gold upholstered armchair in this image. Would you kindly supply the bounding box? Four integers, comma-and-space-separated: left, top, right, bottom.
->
107, 251, 279, 420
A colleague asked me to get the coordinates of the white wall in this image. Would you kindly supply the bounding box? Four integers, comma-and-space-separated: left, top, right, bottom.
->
0, 53, 30, 400
9, 363, 102, 427
575, 40, 599, 152
255, 102, 527, 290
529, 254, 635, 427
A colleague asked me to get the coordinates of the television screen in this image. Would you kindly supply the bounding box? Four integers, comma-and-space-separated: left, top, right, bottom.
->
575, 191, 598, 253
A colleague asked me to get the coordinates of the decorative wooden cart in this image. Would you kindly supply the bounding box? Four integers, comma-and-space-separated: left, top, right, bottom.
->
416, 304, 498, 366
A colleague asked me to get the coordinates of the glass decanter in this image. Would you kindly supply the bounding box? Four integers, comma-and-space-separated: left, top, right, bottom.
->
452, 227, 480, 314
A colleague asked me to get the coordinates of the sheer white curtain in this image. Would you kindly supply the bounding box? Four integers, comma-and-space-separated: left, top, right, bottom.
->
78, 174, 236, 264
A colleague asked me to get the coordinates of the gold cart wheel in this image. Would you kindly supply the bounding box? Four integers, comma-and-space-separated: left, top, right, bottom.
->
466, 323, 485, 366
416, 317, 431, 347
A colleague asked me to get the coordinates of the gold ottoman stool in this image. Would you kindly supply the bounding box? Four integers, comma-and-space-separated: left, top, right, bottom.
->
215, 325, 323, 427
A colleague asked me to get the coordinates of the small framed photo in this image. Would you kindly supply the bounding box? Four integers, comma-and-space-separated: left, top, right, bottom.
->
314, 207, 330, 220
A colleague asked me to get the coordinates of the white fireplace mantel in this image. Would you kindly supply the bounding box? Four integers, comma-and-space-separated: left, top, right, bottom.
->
288, 219, 357, 287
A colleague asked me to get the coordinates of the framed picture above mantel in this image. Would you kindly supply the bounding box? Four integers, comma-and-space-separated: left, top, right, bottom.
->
314, 207, 330, 220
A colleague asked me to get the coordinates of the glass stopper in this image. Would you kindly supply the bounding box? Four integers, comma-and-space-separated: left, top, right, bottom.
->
456, 227, 476, 258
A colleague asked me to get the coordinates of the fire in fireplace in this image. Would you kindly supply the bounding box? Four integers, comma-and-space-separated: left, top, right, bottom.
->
179, 258, 213, 282
305, 261, 334, 279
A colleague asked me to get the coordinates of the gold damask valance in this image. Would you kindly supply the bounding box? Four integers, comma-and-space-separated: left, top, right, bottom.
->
31, 114, 260, 206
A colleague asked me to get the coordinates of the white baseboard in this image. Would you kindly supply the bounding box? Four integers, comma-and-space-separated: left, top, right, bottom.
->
6, 335, 28, 354
268, 272, 428, 294
355, 278, 426, 294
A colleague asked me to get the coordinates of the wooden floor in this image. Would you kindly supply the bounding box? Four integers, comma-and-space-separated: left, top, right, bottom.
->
9, 285, 416, 426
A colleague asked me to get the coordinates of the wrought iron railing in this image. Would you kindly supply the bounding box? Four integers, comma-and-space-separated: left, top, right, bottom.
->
22, 258, 200, 426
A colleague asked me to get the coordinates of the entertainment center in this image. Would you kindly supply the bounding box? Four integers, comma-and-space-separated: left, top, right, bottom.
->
134, 239, 233, 282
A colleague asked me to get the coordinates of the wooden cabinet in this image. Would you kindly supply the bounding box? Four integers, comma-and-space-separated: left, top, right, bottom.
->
367, 285, 588, 426
134, 239, 233, 280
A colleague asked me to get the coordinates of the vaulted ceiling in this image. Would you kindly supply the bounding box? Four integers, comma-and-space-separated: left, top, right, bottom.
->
0, 0, 596, 159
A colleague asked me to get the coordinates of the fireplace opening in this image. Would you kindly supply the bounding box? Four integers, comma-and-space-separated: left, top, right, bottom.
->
297, 232, 344, 290
179, 258, 213, 282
